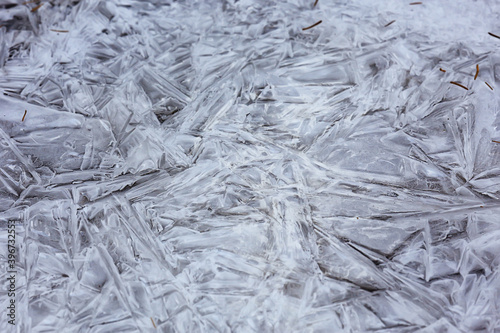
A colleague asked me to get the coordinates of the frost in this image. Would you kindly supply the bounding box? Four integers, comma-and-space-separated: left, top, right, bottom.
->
1, 0, 500, 331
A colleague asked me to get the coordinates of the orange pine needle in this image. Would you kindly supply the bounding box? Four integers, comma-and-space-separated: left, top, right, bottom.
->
450, 81, 468, 90
22, 110, 27, 122
384, 20, 396, 27
474, 64, 479, 80
488, 32, 500, 39
439, 68, 446, 72
150, 317, 157, 328
492, 140, 500, 144
302, 20, 322, 31
410, 2, 422, 5
31, 3, 43, 12
485, 82, 493, 90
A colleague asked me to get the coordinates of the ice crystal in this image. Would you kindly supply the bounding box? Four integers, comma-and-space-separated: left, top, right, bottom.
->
1, 0, 500, 331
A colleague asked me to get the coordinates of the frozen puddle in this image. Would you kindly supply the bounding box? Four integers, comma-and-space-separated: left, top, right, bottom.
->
1, 0, 500, 331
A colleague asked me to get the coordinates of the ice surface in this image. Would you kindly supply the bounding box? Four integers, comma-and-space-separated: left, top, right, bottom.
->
1, 0, 500, 331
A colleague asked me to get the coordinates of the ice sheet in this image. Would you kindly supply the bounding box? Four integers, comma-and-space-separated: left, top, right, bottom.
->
1, 0, 500, 332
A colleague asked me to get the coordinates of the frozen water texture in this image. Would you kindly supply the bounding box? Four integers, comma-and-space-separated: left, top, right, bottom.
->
1, 0, 500, 331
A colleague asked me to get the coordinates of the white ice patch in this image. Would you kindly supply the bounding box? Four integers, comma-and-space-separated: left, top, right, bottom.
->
1, 0, 500, 332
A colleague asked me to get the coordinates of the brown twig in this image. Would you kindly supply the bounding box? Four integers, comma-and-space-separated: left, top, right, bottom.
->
474, 64, 479, 80
31, 3, 43, 12
313, 0, 318, 7
492, 140, 500, 144
410, 2, 422, 5
22, 110, 27, 122
488, 32, 500, 40
485, 82, 493, 90
450, 81, 468, 90
384, 20, 396, 27
302, 20, 322, 31
439, 68, 446, 73
50, 29, 69, 33
151, 318, 157, 329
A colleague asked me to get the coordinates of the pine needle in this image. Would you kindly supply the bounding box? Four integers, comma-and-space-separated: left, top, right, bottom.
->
450, 81, 468, 90
302, 20, 322, 31
384, 20, 396, 27
31, 3, 43, 12
488, 32, 500, 39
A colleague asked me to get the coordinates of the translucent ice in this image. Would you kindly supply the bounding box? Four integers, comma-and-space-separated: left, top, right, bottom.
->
1, 0, 500, 332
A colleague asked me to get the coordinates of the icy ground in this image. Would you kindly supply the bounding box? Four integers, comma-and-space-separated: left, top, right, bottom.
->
1, 0, 500, 331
